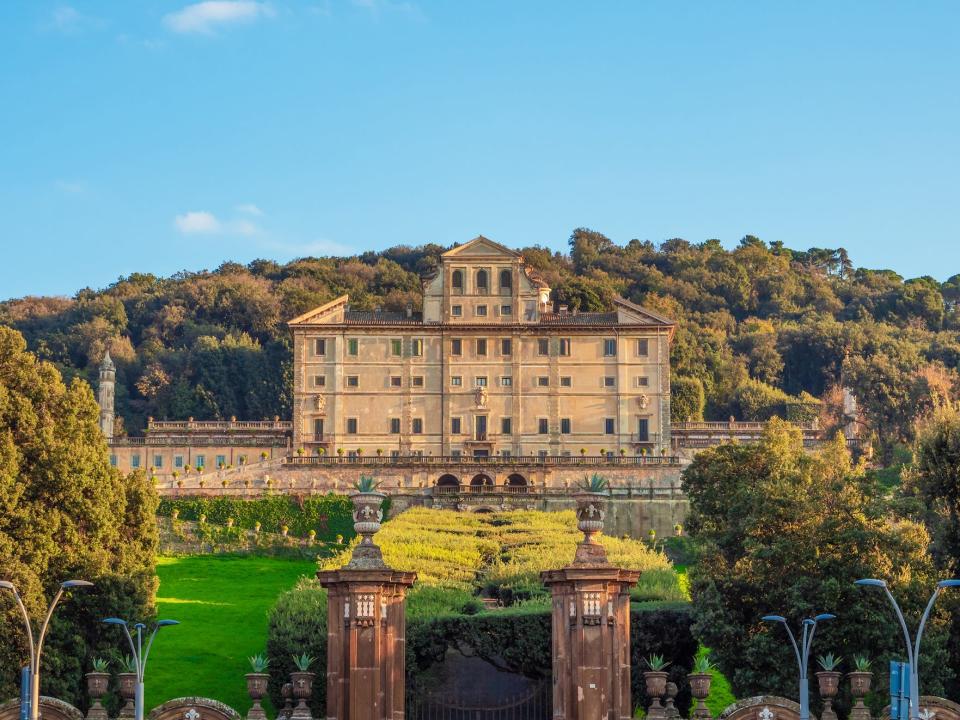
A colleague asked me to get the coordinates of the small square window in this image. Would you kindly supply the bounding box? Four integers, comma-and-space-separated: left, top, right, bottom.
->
412, 418, 423, 434
538, 418, 549, 434
411, 339, 424, 357
174, 455, 184, 468
604, 376, 615, 387
451, 417, 462, 434
348, 338, 359, 356
560, 376, 572, 387
131, 455, 141, 468
216, 454, 226, 468
390, 376, 402, 387
561, 418, 571, 434
153, 455, 163, 469
476, 305, 488, 317
501, 449, 511, 458
501, 417, 512, 435
603, 338, 617, 357
346, 375, 359, 388
538, 450, 548, 459
390, 418, 401, 434
195, 455, 205, 469
109, 454, 117, 467
314, 338, 327, 356
313, 375, 326, 387
501, 304, 512, 316
451, 338, 462, 356
451, 449, 462, 458
391, 449, 401, 459
636, 338, 650, 357
501, 338, 512, 356
500, 376, 512, 387
538, 338, 549, 356
451, 376, 463, 387
476, 338, 487, 356
346, 418, 358, 434
605, 418, 615, 434
391, 339, 402, 356
475, 376, 488, 387
559, 338, 571, 356
412, 376, 424, 387
636, 376, 649, 387
537, 376, 549, 387
452, 305, 463, 317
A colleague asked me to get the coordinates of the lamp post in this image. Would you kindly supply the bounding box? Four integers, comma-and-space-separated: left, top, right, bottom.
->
761, 613, 835, 720
854, 578, 960, 720
0, 579, 94, 720
102, 618, 180, 720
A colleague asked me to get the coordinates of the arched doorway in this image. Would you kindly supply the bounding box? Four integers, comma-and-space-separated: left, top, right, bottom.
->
506, 473, 527, 493
437, 474, 460, 494
470, 474, 494, 493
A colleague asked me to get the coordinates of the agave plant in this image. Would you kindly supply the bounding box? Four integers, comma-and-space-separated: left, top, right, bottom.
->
91, 657, 110, 673
354, 475, 381, 493
292, 653, 315, 672
248, 653, 270, 673
119, 654, 138, 673
645, 653, 670, 671
578, 473, 609, 493
692, 650, 715, 674
817, 653, 842, 671
853, 655, 872, 672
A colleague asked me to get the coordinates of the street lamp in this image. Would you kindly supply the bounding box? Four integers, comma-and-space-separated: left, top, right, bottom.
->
761, 612, 835, 720
102, 617, 180, 720
855, 578, 960, 720
0, 579, 94, 720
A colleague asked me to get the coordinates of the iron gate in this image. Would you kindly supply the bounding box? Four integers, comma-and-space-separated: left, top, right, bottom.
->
408, 682, 551, 720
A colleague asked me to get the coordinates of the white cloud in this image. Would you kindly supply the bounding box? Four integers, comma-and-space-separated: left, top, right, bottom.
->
174, 211, 222, 234
45, 5, 104, 34
231, 219, 260, 236
351, 0, 422, 20
163, 1, 275, 35
235, 203, 264, 216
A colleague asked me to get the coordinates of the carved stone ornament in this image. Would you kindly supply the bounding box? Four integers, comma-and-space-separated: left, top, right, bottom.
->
638, 394, 649, 410
314, 394, 326, 413
475, 385, 488, 407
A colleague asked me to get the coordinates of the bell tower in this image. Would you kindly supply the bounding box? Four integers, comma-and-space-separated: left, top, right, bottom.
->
97, 351, 115, 441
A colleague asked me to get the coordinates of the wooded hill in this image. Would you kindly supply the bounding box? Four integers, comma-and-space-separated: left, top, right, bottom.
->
2, 229, 958, 458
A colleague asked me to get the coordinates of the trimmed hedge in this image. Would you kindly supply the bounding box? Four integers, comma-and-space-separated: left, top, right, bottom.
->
158, 495, 355, 543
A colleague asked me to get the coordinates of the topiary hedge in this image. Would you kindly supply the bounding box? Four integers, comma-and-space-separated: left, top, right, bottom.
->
158, 495, 355, 543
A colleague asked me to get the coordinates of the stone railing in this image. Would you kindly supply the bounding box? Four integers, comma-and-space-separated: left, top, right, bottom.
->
283, 454, 681, 467
148, 418, 293, 432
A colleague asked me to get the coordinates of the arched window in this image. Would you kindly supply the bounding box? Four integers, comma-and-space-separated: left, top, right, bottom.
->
499, 269, 512, 293
452, 270, 464, 293
476, 269, 489, 293
437, 473, 460, 487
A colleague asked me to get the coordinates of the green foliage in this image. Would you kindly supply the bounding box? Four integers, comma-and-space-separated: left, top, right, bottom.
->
684, 419, 951, 699
157, 495, 354, 543
578, 473, 609, 493
353, 475, 380, 493
692, 649, 715, 674
817, 653, 841, 671
853, 655, 872, 672
645, 653, 670, 670
248, 654, 270, 672
90, 658, 110, 673
292, 652, 315, 671
119, 655, 137, 673
0, 327, 157, 705
671, 376, 706, 422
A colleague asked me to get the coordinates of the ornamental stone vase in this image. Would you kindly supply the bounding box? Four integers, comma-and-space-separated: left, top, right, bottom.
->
644, 671, 669, 720
848, 671, 873, 720
84, 672, 109, 720
245, 673, 269, 720
572, 491, 608, 564
279, 682, 293, 720
664, 681, 680, 720
816, 671, 842, 720
116, 673, 137, 718
688, 673, 713, 720
290, 671, 315, 720
346, 491, 387, 569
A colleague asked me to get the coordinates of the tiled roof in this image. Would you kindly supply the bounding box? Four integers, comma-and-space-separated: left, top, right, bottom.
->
343, 310, 423, 324
538, 312, 619, 325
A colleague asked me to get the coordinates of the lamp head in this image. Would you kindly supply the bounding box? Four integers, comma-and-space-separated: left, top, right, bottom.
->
102, 618, 128, 626
134, 623, 146, 631
814, 613, 836, 622
62, 580, 93, 589
762, 615, 787, 623
937, 580, 960, 589
156, 620, 180, 627
802, 619, 816, 626
854, 578, 886, 587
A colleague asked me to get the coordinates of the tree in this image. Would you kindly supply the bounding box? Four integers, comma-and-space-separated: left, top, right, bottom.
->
0, 327, 158, 704
671, 377, 705, 422
685, 420, 950, 700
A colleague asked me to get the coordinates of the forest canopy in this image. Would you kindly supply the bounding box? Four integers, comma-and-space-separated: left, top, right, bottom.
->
1, 229, 958, 456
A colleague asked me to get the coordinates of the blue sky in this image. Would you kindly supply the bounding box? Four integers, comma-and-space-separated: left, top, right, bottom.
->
1, 1, 958, 300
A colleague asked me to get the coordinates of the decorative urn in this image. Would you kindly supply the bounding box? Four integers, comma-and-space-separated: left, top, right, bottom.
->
245, 673, 269, 720
346, 490, 387, 569
816, 670, 842, 720
290, 671, 316, 720
643, 671, 669, 719
848, 671, 873, 720
688, 672, 713, 719
84, 672, 110, 720
117, 673, 137, 718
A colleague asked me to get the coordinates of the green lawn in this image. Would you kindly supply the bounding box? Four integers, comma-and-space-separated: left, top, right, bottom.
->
147, 555, 316, 714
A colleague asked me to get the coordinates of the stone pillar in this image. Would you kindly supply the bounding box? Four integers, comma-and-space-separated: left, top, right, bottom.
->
317, 489, 416, 720
541, 490, 640, 720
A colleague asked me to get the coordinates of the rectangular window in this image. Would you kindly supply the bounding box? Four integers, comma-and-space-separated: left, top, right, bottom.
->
153, 455, 163, 469
559, 338, 571, 356
390, 376, 402, 387
314, 338, 327, 356
538, 418, 549, 434
501, 338, 512, 356
561, 418, 571, 434
195, 455, 205, 469
391, 339, 402, 356
346, 418, 358, 434
411, 339, 423, 357
560, 376, 572, 387
174, 455, 184, 468
501, 417, 512, 435
538, 338, 549, 356
412, 375, 424, 387
605, 418, 616, 434
537, 376, 549, 387
451, 449, 462, 458
603, 338, 617, 357
475, 376, 488, 387
476, 338, 487, 356
391, 449, 401, 459
346, 375, 359, 388
638, 418, 650, 442
109, 454, 117, 467
636, 338, 649, 356
538, 450, 548, 459
451, 376, 463, 387
636, 376, 649, 387
451, 417, 462, 434
501, 304, 512, 316
131, 455, 141, 469
476, 305, 488, 317
501, 449, 511, 458
347, 338, 359, 356
313, 375, 326, 387
604, 376, 615, 387
390, 418, 401, 434
451, 338, 462, 356
500, 376, 512, 387
412, 418, 423, 434
452, 305, 463, 317
216, 454, 226, 468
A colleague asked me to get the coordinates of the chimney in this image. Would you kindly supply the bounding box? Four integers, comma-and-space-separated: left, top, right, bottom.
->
559, 304, 569, 315
405, 304, 413, 319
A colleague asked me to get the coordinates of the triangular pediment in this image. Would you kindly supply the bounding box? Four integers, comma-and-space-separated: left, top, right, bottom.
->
613, 297, 675, 327
288, 295, 349, 326
442, 236, 521, 260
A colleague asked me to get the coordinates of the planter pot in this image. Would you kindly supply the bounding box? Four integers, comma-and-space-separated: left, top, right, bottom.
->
644, 671, 669, 720
572, 491, 608, 563
848, 671, 873, 720
117, 673, 137, 718
278, 682, 293, 720
816, 671, 842, 720
290, 671, 316, 720
688, 672, 712, 719
84, 672, 109, 720
246, 673, 269, 720
346, 491, 387, 569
